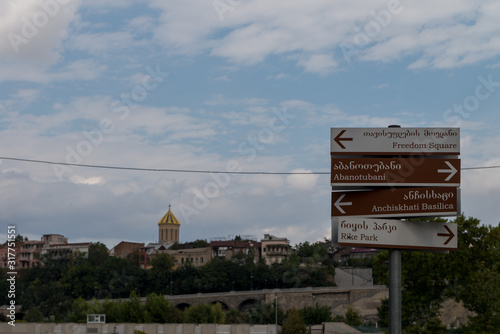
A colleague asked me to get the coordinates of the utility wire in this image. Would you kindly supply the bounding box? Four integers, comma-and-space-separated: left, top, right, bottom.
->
0, 156, 327, 175
0, 156, 499, 174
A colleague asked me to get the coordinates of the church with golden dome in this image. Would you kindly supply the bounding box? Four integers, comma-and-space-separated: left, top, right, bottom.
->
157, 205, 180, 244
135, 204, 291, 270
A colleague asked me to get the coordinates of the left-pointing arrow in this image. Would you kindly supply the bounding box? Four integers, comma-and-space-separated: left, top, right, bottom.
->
334, 194, 352, 214
437, 225, 455, 245
438, 161, 458, 181
334, 130, 353, 149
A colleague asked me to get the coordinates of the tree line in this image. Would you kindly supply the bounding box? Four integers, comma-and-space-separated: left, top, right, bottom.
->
0, 215, 497, 333
49, 292, 361, 327
0, 239, 335, 322
374, 216, 499, 334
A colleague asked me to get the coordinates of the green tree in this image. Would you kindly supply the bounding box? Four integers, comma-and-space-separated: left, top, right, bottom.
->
248, 301, 285, 325
148, 253, 174, 295
68, 296, 91, 323
14, 234, 27, 243
101, 298, 125, 323
184, 303, 225, 324
144, 293, 183, 323
88, 242, 109, 267
21, 279, 71, 321
23, 307, 44, 322
344, 305, 362, 327
225, 309, 248, 324
299, 303, 333, 325
450, 219, 500, 333
281, 308, 307, 334
374, 216, 500, 332
192, 239, 209, 248
121, 290, 145, 323
376, 298, 388, 328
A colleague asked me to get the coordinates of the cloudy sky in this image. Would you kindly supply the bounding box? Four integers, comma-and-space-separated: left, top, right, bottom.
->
1, 0, 500, 249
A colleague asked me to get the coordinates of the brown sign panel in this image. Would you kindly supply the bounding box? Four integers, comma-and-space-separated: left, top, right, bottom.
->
331, 157, 460, 187
331, 187, 459, 218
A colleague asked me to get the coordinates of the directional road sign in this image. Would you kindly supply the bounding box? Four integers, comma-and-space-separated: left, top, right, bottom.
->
331, 128, 460, 155
334, 217, 458, 250
331, 157, 460, 187
331, 187, 459, 218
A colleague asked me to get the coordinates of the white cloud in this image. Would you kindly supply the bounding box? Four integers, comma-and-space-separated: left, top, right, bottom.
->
82, 0, 141, 9
266, 73, 290, 80
148, 0, 500, 71
286, 169, 319, 191
0, 58, 106, 83
298, 54, 337, 75
204, 95, 268, 107
214, 75, 230, 82
70, 175, 106, 185
68, 31, 141, 55
0, 0, 81, 64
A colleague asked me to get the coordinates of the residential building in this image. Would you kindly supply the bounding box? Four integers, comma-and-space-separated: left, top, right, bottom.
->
209, 239, 261, 263
110, 241, 144, 259
41, 234, 68, 245
0, 243, 18, 269
18, 240, 45, 268
261, 234, 292, 265
138, 243, 172, 269
167, 247, 211, 268
333, 247, 378, 264
1, 234, 90, 268
42, 242, 91, 259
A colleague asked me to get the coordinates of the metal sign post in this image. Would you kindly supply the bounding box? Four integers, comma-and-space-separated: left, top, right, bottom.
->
389, 249, 401, 334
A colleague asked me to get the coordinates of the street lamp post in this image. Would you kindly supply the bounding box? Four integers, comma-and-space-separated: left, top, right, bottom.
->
251, 275, 253, 291
275, 296, 278, 326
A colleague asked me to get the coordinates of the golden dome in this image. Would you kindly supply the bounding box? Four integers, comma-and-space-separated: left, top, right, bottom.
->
157, 206, 180, 225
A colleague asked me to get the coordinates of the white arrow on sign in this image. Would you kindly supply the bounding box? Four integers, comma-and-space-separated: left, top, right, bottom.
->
334, 194, 352, 214
438, 161, 458, 181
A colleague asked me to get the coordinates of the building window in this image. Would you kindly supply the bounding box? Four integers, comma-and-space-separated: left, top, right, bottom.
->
200, 257, 204, 263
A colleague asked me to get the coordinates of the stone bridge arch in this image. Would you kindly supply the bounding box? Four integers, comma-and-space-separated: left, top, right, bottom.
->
211, 300, 230, 311
136, 287, 388, 321
238, 298, 260, 312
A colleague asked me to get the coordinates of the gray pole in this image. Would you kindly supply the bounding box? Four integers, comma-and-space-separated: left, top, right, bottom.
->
388, 124, 402, 334
275, 296, 278, 326
389, 249, 402, 334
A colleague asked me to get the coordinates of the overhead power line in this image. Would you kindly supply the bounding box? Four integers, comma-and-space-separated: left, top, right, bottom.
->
0, 156, 327, 175
0, 156, 499, 175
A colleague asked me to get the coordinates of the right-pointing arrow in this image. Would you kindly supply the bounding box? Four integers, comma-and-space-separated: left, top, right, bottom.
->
334, 194, 352, 214
438, 161, 458, 181
437, 225, 455, 245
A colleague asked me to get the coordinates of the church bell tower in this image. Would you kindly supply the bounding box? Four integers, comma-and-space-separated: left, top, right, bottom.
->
158, 205, 180, 244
